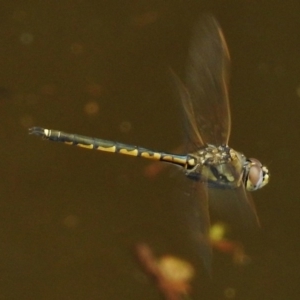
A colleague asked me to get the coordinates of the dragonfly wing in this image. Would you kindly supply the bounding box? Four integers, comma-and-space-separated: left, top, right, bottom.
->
173, 173, 212, 271
183, 14, 231, 148
208, 185, 260, 229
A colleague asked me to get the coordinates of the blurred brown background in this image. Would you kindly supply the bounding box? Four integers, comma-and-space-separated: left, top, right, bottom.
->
1, 1, 299, 299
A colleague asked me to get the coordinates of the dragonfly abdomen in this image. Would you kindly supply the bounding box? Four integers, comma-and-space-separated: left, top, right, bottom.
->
29, 127, 191, 167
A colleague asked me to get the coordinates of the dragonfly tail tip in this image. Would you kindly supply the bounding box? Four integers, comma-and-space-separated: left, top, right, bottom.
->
28, 127, 46, 137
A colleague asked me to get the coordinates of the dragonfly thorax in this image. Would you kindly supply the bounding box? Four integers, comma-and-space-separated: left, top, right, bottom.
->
185, 145, 269, 191
185, 145, 245, 189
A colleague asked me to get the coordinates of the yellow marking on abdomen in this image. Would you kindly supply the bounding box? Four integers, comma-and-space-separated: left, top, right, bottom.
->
97, 145, 116, 153
64, 142, 73, 145
188, 158, 196, 166
162, 155, 174, 162
172, 157, 187, 165
119, 148, 139, 156
78, 143, 94, 149
141, 152, 161, 160
162, 155, 187, 165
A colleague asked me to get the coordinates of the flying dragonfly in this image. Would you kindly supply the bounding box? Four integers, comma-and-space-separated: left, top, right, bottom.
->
29, 15, 269, 271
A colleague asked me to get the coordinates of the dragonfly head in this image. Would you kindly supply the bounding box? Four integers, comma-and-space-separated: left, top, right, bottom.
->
244, 158, 269, 191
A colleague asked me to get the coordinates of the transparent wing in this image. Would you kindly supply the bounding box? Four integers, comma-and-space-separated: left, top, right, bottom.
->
208, 186, 260, 228
181, 16, 260, 227
183, 14, 231, 149
172, 173, 212, 272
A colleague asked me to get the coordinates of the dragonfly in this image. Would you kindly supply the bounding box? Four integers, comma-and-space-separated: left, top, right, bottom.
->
29, 15, 269, 271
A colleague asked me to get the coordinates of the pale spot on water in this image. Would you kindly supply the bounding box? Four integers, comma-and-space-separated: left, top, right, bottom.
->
209, 222, 226, 241
224, 287, 236, 299
157, 255, 195, 283
84, 100, 100, 115
119, 121, 132, 133
63, 214, 79, 228
20, 32, 34, 45
296, 85, 300, 98
71, 43, 84, 55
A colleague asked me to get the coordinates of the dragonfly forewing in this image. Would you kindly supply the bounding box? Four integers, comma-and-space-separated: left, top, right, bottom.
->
183, 14, 231, 149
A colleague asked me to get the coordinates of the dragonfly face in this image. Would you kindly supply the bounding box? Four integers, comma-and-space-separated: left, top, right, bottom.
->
243, 158, 269, 191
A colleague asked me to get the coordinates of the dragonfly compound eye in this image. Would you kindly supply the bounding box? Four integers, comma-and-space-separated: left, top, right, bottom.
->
245, 158, 269, 191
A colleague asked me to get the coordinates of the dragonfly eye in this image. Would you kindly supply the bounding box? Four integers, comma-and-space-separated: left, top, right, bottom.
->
245, 158, 269, 191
